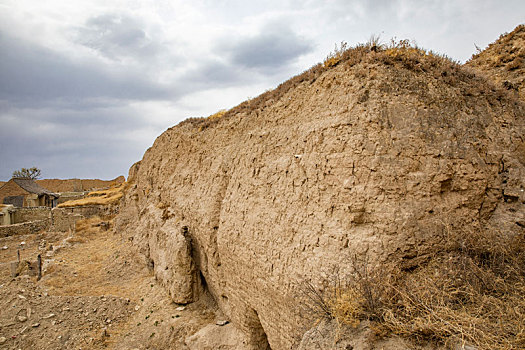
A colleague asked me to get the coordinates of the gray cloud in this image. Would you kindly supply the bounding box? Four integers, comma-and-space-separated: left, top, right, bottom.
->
177, 60, 248, 92
0, 103, 158, 180
75, 13, 162, 61
222, 21, 314, 71
0, 33, 177, 107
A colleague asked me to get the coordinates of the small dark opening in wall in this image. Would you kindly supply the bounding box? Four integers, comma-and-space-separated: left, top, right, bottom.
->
199, 271, 207, 290
503, 194, 518, 203
148, 259, 154, 271
440, 179, 452, 192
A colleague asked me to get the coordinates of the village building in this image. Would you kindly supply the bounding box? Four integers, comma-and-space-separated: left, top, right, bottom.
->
0, 178, 59, 208
0, 204, 15, 225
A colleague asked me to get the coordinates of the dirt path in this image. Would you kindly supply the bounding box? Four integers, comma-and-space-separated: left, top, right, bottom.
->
0, 218, 216, 349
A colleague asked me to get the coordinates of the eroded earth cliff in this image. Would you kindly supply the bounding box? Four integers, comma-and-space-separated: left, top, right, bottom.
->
117, 39, 525, 349
467, 24, 525, 101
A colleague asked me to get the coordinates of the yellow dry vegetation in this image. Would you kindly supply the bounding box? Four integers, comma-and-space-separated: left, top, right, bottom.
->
198, 109, 228, 132
328, 287, 363, 329
58, 182, 126, 208
323, 227, 525, 350
323, 41, 349, 68
207, 109, 227, 121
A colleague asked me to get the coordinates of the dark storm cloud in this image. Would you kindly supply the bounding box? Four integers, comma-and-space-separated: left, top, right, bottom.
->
0, 32, 176, 107
223, 22, 314, 71
177, 20, 315, 92
0, 102, 157, 180
177, 59, 247, 92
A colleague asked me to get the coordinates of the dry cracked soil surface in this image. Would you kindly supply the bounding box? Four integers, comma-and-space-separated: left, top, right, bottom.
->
0, 220, 218, 350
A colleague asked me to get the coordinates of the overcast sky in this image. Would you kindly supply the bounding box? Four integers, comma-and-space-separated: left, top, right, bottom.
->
0, 0, 523, 181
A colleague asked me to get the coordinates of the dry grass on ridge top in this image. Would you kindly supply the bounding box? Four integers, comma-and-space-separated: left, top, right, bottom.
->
468, 24, 525, 70
188, 37, 476, 131
467, 24, 525, 99
57, 182, 128, 208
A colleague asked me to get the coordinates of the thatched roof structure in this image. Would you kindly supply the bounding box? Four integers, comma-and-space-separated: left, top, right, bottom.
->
11, 178, 59, 198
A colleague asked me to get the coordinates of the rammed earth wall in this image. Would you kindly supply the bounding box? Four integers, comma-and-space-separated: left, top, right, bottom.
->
117, 50, 525, 349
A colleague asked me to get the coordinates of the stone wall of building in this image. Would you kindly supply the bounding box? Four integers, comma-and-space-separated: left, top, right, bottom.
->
13, 207, 51, 224
0, 180, 30, 206
0, 220, 48, 238
50, 205, 118, 232
56, 192, 88, 205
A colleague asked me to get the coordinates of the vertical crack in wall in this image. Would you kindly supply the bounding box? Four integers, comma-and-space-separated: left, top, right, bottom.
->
209, 165, 231, 269
248, 308, 271, 349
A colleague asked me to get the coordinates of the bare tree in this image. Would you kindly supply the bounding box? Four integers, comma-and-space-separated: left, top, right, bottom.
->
12, 167, 42, 180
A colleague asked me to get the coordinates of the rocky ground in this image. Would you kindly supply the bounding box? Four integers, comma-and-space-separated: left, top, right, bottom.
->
0, 218, 224, 350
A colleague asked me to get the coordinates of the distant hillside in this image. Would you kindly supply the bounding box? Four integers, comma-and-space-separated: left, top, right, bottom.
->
37, 176, 125, 193
467, 24, 525, 100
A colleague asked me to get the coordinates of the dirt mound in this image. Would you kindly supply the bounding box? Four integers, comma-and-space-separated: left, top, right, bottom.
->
36, 176, 125, 193
117, 42, 525, 349
467, 24, 525, 100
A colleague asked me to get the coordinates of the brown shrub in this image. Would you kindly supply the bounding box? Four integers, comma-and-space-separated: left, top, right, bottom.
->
304, 227, 525, 349
75, 216, 105, 235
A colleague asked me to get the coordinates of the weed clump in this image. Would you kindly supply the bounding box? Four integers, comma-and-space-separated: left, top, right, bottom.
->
303, 227, 525, 349
324, 41, 349, 68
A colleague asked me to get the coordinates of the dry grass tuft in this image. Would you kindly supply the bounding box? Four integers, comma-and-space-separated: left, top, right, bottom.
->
304, 227, 525, 349
58, 183, 126, 208
207, 109, 227, 121
198, 109, 228, 131
75, 216, 105, 235
15, 260, 32, 276
324, 41, 349, 68
67, 216, 106, 244
328, 287, 363, 329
